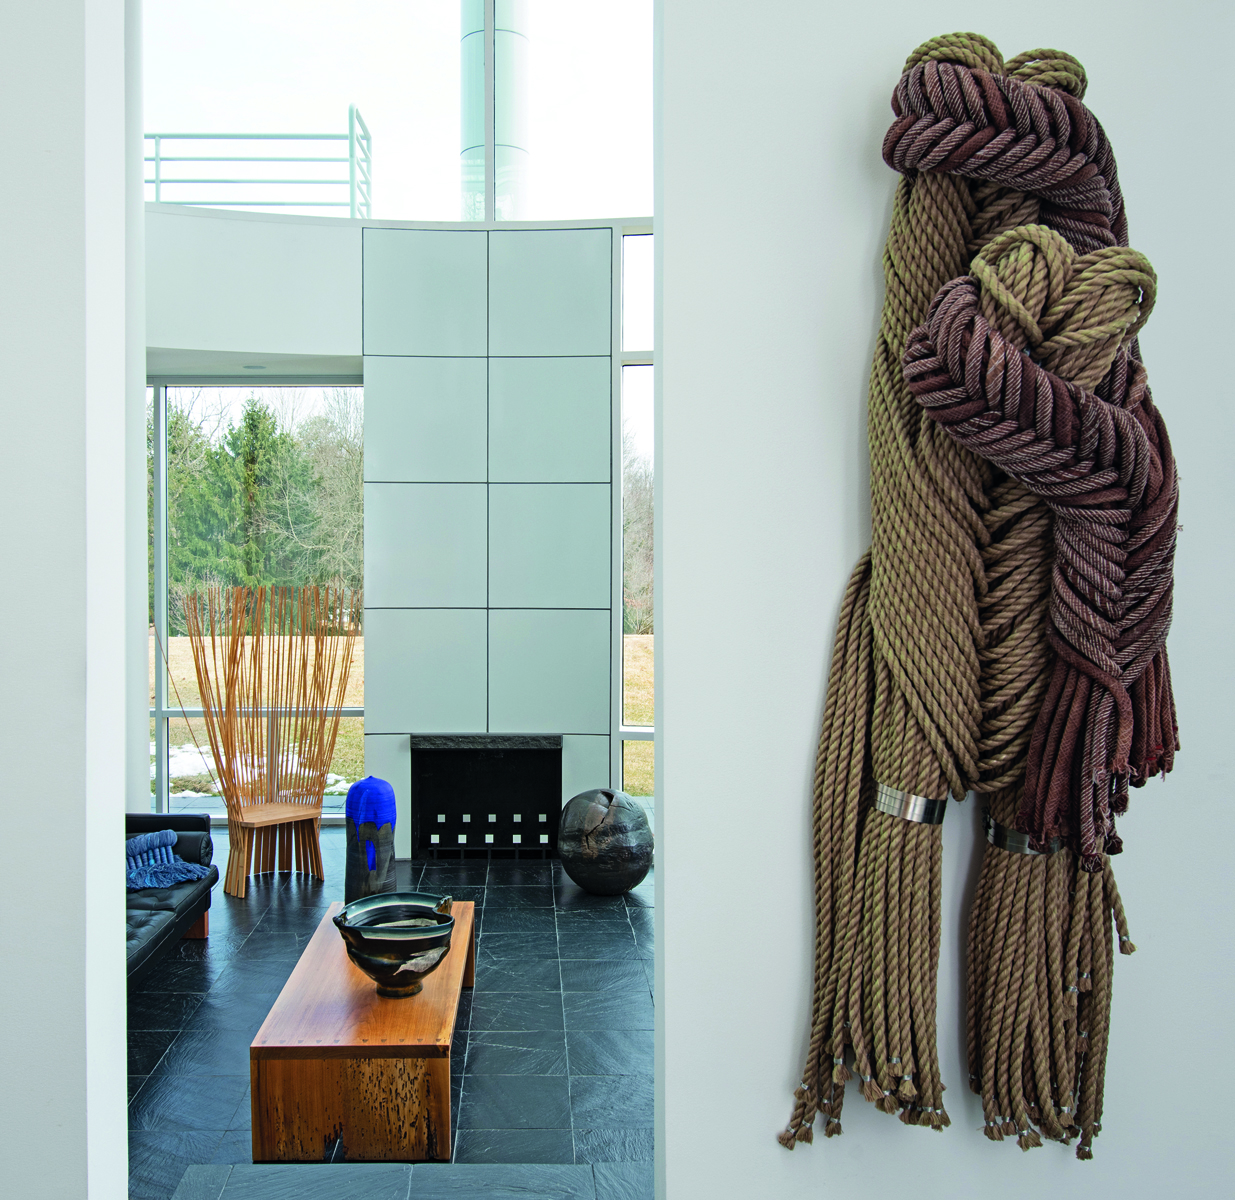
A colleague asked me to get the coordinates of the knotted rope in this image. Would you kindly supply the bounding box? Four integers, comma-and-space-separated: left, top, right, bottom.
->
907, 227, 1177, 867
780, 31, 1176, 1157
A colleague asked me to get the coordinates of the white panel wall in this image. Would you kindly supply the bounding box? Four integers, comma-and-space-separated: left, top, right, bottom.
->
364, 357, 488, 482
658, 2, 1232, 1198
562, 735, 613, 805
363, 609, 489, 734
362, 229, 487, 357
363, 734, 413, 858
489, 229, 612, 356
146, 206, 361, 355
363, 227, 615, 842
489, 357, 612, 482
364, 483, 488, 607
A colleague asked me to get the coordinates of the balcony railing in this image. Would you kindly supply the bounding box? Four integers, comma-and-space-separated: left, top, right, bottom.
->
145, 105, 372, 218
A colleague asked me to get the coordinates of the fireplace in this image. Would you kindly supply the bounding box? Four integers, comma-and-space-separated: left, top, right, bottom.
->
410, 735, 563, 859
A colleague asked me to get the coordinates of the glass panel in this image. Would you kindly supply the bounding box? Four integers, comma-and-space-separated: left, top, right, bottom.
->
162, 715, 365, 818
622, 365, 654, 725
460, 0, 486, 219
146, 384, 156, 635
494, 1, 530, 219
622, 234, 653, 352
155, 385, 364, 813
166, 714, 223, 816
148, 718, 158, 812
147, 385, 159, 811
144, 1, 462, 220
326, 716, 366, 815
622, 739, 654, 798
503, 0, 653, 219
164, 385, 364, 612
164, 640, 216, 813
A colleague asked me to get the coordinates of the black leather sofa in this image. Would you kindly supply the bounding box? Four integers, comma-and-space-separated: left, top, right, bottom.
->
126, 812, 220, 981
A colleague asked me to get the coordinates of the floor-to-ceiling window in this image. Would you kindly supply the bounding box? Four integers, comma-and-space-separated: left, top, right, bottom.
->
147, 384, 364, 813
620, 232, 654, 799
145, 0, 654, 805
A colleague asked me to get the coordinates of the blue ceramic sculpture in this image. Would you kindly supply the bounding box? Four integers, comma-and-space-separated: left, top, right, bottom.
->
345, 775, 397, 903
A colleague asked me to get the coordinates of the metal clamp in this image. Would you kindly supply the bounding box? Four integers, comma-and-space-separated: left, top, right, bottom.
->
984, 810, 1060, 856
874, 782, 947, 826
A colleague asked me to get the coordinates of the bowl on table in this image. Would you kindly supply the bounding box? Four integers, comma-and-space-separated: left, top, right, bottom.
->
333, 891, 455, 997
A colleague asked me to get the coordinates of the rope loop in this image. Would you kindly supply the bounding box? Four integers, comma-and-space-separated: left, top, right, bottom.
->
1006, 48, 1088, 99
905, 32, 1004, 74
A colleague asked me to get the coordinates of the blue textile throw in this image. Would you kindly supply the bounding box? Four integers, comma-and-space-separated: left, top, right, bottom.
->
346, 776, 397, 871
125, 829, 211, 891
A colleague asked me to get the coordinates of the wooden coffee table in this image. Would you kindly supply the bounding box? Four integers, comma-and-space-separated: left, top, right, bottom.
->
250, 899, 475, 1163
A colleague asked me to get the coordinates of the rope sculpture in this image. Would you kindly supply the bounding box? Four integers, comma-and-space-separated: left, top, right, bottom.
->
779, 32, 1177, 1158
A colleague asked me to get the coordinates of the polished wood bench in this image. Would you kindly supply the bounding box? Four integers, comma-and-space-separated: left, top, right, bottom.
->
250, 899, 476, 1162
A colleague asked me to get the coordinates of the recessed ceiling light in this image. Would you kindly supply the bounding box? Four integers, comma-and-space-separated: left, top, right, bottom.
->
243, 364, 266, 370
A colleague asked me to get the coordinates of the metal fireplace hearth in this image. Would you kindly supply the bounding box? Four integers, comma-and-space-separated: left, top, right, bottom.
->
410, 735, 563, 859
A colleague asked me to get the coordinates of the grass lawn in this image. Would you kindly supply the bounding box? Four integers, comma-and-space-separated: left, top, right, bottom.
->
623, 634, 654, 796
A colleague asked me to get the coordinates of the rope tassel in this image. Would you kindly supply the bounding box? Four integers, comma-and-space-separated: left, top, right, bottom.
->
968, 804, 1134, 1155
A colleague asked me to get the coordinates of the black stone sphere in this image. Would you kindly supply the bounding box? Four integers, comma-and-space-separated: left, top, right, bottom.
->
558, 789, 653, 896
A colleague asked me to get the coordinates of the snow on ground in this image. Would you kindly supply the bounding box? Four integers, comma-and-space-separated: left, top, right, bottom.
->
150, 741, 354, 795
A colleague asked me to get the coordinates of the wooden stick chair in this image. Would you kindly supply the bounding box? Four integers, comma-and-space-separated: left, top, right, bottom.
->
183, 586, 358, 899
221, 802, 325, 900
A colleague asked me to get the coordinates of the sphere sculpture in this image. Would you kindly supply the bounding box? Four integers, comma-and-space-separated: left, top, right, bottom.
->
558, 789, 653, 895
345, 775, 397, 904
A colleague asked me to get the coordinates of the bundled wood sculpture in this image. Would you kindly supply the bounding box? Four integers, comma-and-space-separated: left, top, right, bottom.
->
183, 585, 359, 898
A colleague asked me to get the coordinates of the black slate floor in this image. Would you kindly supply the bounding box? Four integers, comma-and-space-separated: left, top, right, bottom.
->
128, 825, 655, 1200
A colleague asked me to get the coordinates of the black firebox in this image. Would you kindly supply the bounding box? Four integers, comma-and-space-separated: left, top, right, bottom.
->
410, 735, 563, 859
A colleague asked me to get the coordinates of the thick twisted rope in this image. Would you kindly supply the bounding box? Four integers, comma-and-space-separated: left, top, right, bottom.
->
906, 227, 1176, 867
781, 31, 1170, 1156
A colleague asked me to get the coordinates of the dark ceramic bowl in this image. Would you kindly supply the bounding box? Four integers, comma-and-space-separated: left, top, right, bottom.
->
333, 891, 454, 997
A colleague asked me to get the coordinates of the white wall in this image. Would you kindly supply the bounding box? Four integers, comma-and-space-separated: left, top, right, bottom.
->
146, 205, 362, 358
0, 0, 132, 1196
126, 0, 149, 816
658, 2, 1232, 1197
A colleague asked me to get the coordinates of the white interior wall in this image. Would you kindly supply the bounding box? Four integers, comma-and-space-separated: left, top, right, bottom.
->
145, 205, 362, 359
0, 0, 132, 1196
657, 2, 1232, 1197
126, 0, 149, 816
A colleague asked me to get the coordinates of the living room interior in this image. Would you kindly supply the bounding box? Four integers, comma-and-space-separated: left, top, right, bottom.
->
4, 3, 1228, 1200
130, 4, 656, 1196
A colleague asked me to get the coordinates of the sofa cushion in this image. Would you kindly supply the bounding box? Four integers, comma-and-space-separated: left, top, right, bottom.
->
126, 907, 175, 956
125, 871, 218, 914
172, 830, 214, 868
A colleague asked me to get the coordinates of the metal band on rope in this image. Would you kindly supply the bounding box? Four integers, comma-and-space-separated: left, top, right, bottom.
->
984, 809, 1061, 856
873, 782, 947, 826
